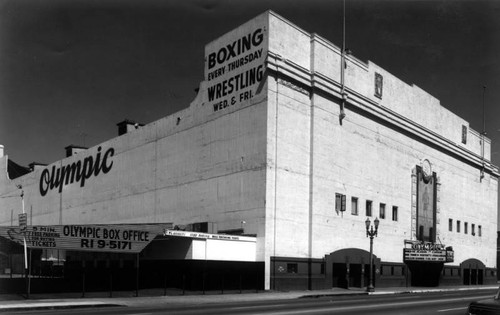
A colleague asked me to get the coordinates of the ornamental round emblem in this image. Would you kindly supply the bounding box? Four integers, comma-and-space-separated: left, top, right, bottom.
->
422, 159, 432, 179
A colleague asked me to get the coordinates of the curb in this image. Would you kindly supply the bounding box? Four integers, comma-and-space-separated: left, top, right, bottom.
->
1, 286, 496, 311
369, 286, 499, 295
0, 303, 123, 312
300, 286, 498, 298
299, 292, 369, 299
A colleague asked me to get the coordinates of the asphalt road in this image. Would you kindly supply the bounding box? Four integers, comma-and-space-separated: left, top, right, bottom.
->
4, 289, 496, 315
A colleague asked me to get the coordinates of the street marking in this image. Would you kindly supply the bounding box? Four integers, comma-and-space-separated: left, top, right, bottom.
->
230, 304, 290, 310
438, 307, 467, 312
260, 295, 493, 315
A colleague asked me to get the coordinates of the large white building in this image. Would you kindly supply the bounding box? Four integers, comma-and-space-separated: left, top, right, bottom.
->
0, 11, 498, 292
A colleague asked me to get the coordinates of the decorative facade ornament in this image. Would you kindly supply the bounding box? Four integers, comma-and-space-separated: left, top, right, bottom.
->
278, 78, 310, 96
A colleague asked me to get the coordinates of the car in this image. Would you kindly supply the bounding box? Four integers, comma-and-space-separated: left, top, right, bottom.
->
467, 287, 500, 315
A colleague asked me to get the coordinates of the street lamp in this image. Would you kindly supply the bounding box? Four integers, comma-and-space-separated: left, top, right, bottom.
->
365, 217, 379, 292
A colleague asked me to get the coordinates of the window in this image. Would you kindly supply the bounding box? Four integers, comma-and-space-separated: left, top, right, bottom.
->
472, 224, 475, 236
462, 125, 467, 144
320, 263, 325, 274
287, 263, 298, 274
479, 225, 482, 237
379, 203, 386, 219
464, 222, 468, 234
449, 219, 453, 232
351, 197, 358, 215
366, 200, 372, 217
392, 206, 398, 221
336, 193, 346, 213
457, 220, 461, 233
375, 72, 383, 98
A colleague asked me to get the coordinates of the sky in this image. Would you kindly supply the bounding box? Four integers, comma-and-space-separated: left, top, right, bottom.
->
0, 0, 499, 215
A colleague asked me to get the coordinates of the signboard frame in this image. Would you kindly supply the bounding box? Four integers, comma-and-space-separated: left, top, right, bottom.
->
403, 240, 454, 263
0, 224, 171, 254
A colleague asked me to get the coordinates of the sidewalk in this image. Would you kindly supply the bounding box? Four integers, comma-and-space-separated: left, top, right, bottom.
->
0, 285, 497, 312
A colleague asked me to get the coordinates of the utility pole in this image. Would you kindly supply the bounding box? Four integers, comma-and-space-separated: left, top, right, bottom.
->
480, 86, 486, 181
339, 0, 347, 124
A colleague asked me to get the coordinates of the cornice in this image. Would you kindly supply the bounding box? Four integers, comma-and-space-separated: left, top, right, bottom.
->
265, 52, 500, 177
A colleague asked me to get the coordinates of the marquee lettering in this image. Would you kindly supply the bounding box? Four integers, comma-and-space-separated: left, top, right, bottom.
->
39, 147, 114, 196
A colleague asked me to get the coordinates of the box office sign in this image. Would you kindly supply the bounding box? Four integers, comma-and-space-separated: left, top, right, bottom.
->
0, 224, 168, 253
403, 240, 454, 263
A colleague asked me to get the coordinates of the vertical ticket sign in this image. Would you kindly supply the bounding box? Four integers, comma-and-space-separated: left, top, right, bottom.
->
18, 213, 27, 232
205, 21, 267, 113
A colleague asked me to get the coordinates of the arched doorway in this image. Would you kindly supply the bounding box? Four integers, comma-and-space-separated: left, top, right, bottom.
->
461, 259, 485, 285
325, 248, 379, 289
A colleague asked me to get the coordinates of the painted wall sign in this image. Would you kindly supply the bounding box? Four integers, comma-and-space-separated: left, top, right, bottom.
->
205, 26, 267, 113
0, 224, 168, 253
39, 146, 114, 196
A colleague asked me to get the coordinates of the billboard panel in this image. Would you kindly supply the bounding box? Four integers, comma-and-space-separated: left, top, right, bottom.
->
0, 224, 170, 253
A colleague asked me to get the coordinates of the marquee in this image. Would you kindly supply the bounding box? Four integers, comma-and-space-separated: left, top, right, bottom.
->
0, 223, 171, 253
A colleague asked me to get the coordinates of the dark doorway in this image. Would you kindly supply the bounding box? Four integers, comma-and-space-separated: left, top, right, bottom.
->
325, 249, 379, 290
471, 269, 477, 285
463, 268, 470, 285
349, 264, 362, 288
407, 262, 442, 287
332, 263, 347, 289
460, 259, 486, 286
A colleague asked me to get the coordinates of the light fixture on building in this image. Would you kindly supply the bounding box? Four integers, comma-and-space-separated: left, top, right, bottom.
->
365, 217, 379, 293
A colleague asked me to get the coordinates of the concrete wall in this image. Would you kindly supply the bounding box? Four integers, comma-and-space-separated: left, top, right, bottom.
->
268, 11, 491, 161
264, 12, 498, 279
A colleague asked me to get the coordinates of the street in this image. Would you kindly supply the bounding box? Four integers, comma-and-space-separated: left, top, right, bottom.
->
3, 289, 496, 315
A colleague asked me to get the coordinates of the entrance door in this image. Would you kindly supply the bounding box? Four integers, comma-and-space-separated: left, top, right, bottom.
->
349, 264, 362, 288
332, 263, 347, 289
463, 268, 470, 285
471, 269, 477, 285
478, 270, 483, 285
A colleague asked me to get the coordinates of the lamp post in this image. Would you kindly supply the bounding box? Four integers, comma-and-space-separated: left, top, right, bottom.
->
365, 217, 379, 293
